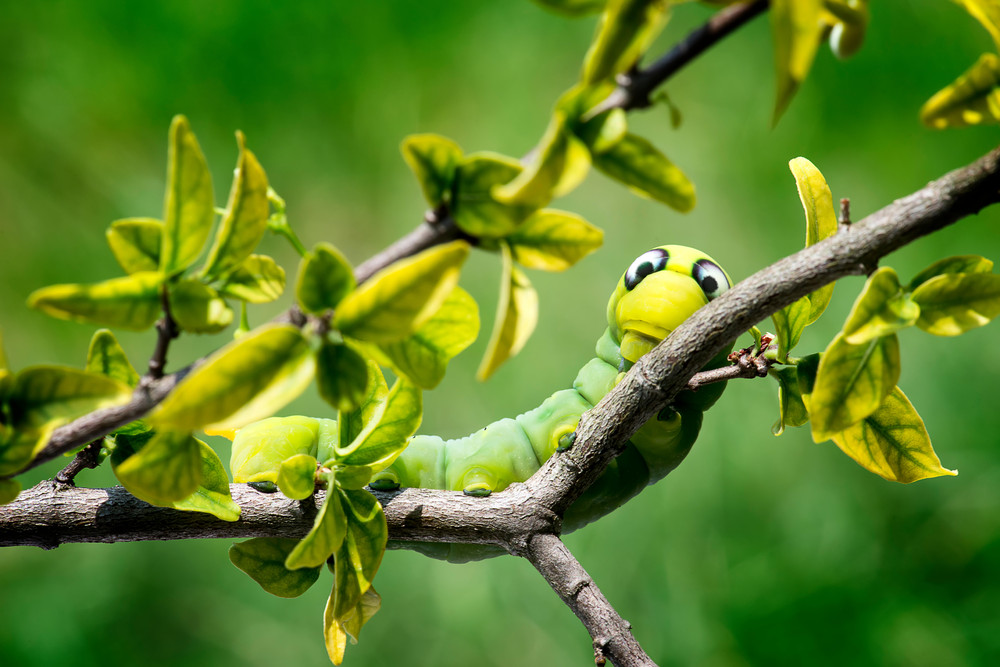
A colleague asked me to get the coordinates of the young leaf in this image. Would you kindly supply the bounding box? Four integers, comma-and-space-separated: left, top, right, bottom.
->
809, 333, 901, 442
830, 387, 957, 483
788, 157, 837, 323
336, 377, 421, 468
591, 133, 695, 212
285, 481, 348, 570
337, 360, 389, 455
0, 423, 57, 477
113, 429, 203, 505
277, 453, 319, 500
230, 415, 321, 483
9, 366, 132, 429
170, 439, 241, 521
770, 296, 810, 362
770, 0, 824, 123
168, 280, 234, 334
771, 365, 809, 435
826, 0, 869, 60
28, 272, 164, 331
296, 242, 356, 314
477, 243, 539, 381
843, 267, 919, 344
218, 254, 286, 303
451, 153, 534, 237
106, 218, 163, 274
86, 329, 140, 388
911, 272, 1000, 335
400, 134, 463, 208
230, 538, 322, 598
337, 487, 387, 596
920, 53, 1000, 129
150, 324, 315, 432
581, 0, 671, 85
0, 477, 20, 505
507, 209, 604, 272
324, 585, 381, 666
160, 115, 215, 275
953, 0, 1000, 52
316, 342, 371, 413
334, 241, 469, 343
333, 464, 376, 491
906, 254, 993, 291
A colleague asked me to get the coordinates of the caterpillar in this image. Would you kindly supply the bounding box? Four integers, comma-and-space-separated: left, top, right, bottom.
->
231, 245, 732, 561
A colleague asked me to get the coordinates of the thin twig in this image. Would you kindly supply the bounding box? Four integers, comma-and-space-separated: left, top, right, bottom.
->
53, 439, 104, 486
146, 287, 179, 379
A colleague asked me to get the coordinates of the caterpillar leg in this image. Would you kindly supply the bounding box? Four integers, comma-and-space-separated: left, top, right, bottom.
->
369, 470, 400, 491
460, 466, 499, 497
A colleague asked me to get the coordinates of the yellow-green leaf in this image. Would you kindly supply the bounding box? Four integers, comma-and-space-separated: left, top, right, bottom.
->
28, 272, 164, 331
168, 280, 233, 334
507, 209, 603, 272
160, 115, 215, 275
911, 272, 1000, 336
106, 218, 163, 274
334, 241, 469, 343
907, 254, 993, 291
333, 464, 376, 491
954, 0, 1000, 51
231, 415, 321, 483
591, 133, 695, 212
230, 538, 322, 598
771, 296, 810, 363
86, 329, 140, 388
0, 422, 57, 477
171, 439, 241, 521
277, 453, 319, 500
202, 131, 270, 279
374, 285, 480, 390
337, 360, 389, 453
218, 254, 286, 304
151, 324, 315, 432
286, 482, 347, 570
325, 585, 381, 666
770, 0, 824, 123
477, 243, 539, 381
920, 53, 1000, 129
789, 156, 837, 323
452, 153, 534, 237
114, 429, 202, 505
9, 366, 132, 430
337, 378, 421, 469
842, 268, 919, 344
826, 0, 870, 60
337, 487, 387, 596
533, 0, 606, 18
316, 342, 371, 413
400, 133, 463, 208
771, 365, 809, 436
0, 477, 20, 505
581, 0, 671, 85
830, 386, 957, 483
296, 242, 356, 314
810, 333, 900, 442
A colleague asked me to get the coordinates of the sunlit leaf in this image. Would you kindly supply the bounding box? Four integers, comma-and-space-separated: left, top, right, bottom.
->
334, 241, 469, 343
771, 365, 809, 435
285, 480, 347, 570
953, 0, 1000, 51
160, 115, 215, 275
478, 243, 539, 381
86, 329, 140, 388
336, 378, 421, 469
842, 268, 919, 344
452, 153, 534, 237
316, 342, 371, 413
170, 440, 241, 521
592, 133, 695, 212
0, 477, 20, 505
920, 53, 1000, 129
296, 242, 356, 314
333, 464, 376, 491
106, 218, 163, 274
0, 422, 57, 477
28, 272, 164, 331
400, 133, 463, 208
907, 254, 993, 291
324, 585, 381, 666
230, 538, 322, 598
230, 415, 320, 483
770, 0, 824, 123
114, 429, 202, 505
337, 487, 387, 596
581, 0, 671, 85
911, 272, 1000, 335
788, 157, 837, 323
9, 366, 132, 430
770, 296, 810, 363
168, 280, 233, 334
532, 0, 606, 17
337, 360, 389, 454
277, 453, 319, 500
218, 254, 286, 304
507, 209, 603, 272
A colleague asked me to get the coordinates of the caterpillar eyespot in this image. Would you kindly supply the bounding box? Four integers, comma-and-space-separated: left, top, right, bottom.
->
693, 259, 730, 300
624, 248, 669, 290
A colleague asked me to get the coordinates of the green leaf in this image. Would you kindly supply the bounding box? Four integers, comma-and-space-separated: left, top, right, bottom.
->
400, 134, 463, 208
0, 423, 57, 477
451, 153, 534, 237
285, 481, 348, 570
826, 0, 870, 60
809, 333, 900, 442
770, 296, 810, 363
296, 242, 356, 314
113, 429, 202, 505
336, 378, 421, 469
788, 157, 837, 323
86, 329, 140, 388
507, 209, 603, 272
218, 254, 286, 303
581, 0, 671, 85
477, 243, 539, 381
277, 453, 319, 500
907, 254, 993, 291
337, 487, 387, 597
168, 280, 234, 334
106, 218, 163, 274
150, 324, 315, 432
334, 241, 469, 343
230, 538, 322, 598
843, 268, 919, 344
770, 0, 824, 123
771, 365, 809, 435
576, 107, 628, 155
911, 272, 1000, 336
920, 53, 1000, 129
829, 386, 957, 483
953, 0, 1000, 52
170, 439, 241, 520
9, 366, 132, 430
324, 585, 381, 666
160, 116, 215, 275
373, 285, 479, 390
230, 415, 321, 483
591, 133, 695, 212
532, 0, 606, 18
28, 272, 164, 331
333, 464, 376, 491
317, 342, 371, 413
0, 477, 20, 505
796, 352, 820, 395
337, 360, 389, 453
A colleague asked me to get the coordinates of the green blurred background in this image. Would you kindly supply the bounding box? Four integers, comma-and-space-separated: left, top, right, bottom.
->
2, 1, 999, 665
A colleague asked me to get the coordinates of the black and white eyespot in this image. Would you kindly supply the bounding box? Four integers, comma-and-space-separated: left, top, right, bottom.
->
624, 248, 669, 290
692, 259, 730, 300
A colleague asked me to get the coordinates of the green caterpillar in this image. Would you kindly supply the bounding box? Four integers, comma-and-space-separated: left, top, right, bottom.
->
231, 245, 732, 561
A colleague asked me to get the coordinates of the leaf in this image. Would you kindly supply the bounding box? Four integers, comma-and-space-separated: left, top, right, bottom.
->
477, 243, 539, 381
920, 53, 1000, 129
9, 366, 132, 430
400, 134, 463, 207
285, 481, 348, 570
0, 328, 8, 371
788, 157, 838, 323
796, 352, 820, 395
953, 0, 1000, 51
0, 477, 20, 505
28, 272, 164, 331
770, 296, 810, 363
0, 423, 57, 477
911, 272, 1000, 336
168, 280, 234, 334
771, 365, 809, 436
337, 360, 389, 453
333, 464, 376, 491
532, 0, 606, 18
591, 133, 695, 212
507, 209, 603, 272
334, 241, 469, 343
830, 387, 957, 483
106, 218, 163, 274
581, 0, 671, 85
86, 329, 140, 388
230, 415, 320, 483
218, 254, 286, 303
337, 487, 387, 597
843, 268, 919, 344
316, 342, 371, 413
150, 324, 315, 432
170, 440, 242, 520
336, 378, 421, 469
230, 538, 322, 598
277, 453, 319, 500
374, 285, 480, 390
826, 0, 870, 60
809, 333, 900, 442
907, 254, 993, 291
160, 115, 215, 275
324, 586, 381, 666
296, 243, 356, 314
451, 153, 534, 237
113, 429, 203, 505
770, 0, 824, 123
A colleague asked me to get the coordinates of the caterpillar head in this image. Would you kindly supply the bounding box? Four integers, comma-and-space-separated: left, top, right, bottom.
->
607, 245, 731, 364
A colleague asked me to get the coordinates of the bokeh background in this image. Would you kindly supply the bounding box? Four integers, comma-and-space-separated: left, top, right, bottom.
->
2, 1, 999, 665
